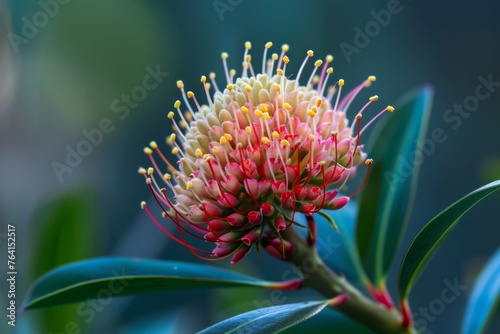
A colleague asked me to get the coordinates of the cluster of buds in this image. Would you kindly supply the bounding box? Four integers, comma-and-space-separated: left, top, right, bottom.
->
140, 42, 393, 264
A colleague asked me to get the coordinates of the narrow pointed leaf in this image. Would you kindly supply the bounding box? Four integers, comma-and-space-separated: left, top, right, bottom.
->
282, 308, 374, 333
30, 189, 103, 333
399, 180, 500, 300
22, 257, 285, 311
356, 86, 434, 286
198, 300, 330, 334
462, 247, 500, 334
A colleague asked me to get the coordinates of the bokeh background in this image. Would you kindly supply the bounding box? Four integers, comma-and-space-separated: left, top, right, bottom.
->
1, 0, 499, 333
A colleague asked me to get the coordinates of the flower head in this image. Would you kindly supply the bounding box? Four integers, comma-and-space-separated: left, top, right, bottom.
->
140, 42, 393, 264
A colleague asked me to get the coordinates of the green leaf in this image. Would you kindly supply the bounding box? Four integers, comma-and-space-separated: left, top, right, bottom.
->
198, 300, 330, 334
297, 200, 368, 282
356, 86, 434, 286
22, 257, 283, 311
282, 308, 374, 334
462, 247, 500, 334
30, 188, 104, 332
399, 180, 500, 300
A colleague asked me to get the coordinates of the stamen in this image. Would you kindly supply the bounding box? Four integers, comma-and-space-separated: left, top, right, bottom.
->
307, 59, 323, 88
317, 55, 333, 94
262, 41, 273, 74
209, 72, 220, 92
296, 50, 314, 83
277, 44, 289, 70
349, 159, 373, 197
221, 52, 230, 85
360, 106, 395, 136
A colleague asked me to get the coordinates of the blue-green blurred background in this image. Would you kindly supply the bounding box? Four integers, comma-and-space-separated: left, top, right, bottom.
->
1, 0, 499, 333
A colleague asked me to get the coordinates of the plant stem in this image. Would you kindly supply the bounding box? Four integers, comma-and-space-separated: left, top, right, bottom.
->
282, 227, 417, 334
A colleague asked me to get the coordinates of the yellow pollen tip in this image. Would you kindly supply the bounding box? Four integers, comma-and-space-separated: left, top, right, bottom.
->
241, 106, 249, 114
174, 100, 181, 109
272, 131, 280, 139
365, 159, 374, 166
149, 141, 158, 149
281, 139, 290, 147
326, 55, 334, 63
167, 111, 174, 119
281, 44, 289, 52
331, 131, 338, 136
146, 178, 152, 185
221, 52, 228, 60
227, 84, 234, 91
315, 98, 323, 107
386, 105, 395, 112
176, 80, 184, 89
245, 86, 252, 93
314, 60, 323, 67
172, 147, 179, 154
147, 167, 154, 175
275, 85, 281, 92
263, 112, 270, 120
307, 110, 316, 117
186, 181, 193, 190
245, 41, 252, 50
307, 50, 314, 57
272, 53, 278, 60
309, 134, 315, 141
169, 133, 176, 142
265, 42, 273, 49
144, 147, 153, 155
195, 148, 203, 158
205, 83, 211, 90
277, 69, 284, 76
224, 133, 233, 141
184, 112, 192, 121
369, 95, 379, 102
283, 55, 290, 64
201, 75, 206, 83
368, 75, 376, 82
245, 126, 251, 134
141, 201, 147, 209
179, 121, 187, 129
230, 69, 236, 77
187, 91, 194, 98
138, 167, 146, 175
259, 103, 268, 112
161, 212, 167, 218
209, 72, 216, 80
219, 136, 227, 145
327, 67, 333, 74
254, 110, 263, 117
283, 103, 292, 110
212, 146, 220, 154
339, 79, 345, 87
262, 137, 270, 145
164, 173, 171, 181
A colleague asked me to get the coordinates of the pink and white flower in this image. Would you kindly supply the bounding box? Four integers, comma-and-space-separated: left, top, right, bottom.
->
140, 42, 393, 264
